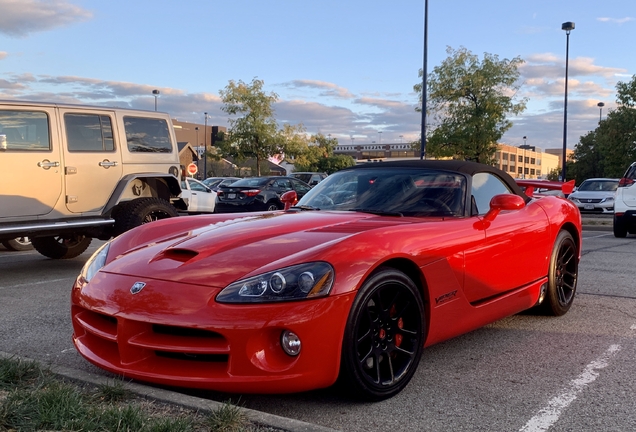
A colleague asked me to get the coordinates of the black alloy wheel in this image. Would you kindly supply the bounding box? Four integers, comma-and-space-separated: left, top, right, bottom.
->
540, 230, 578, 316
340, 268, 425, 400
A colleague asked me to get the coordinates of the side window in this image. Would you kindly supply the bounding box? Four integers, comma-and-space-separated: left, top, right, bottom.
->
124, 116, 172, 153
471, 172, 512, 215
188, 180, 207, 192
65, 114, 114, 152
0, 110, 50, 151
274, 179, 292, 190
292, 179, 311, 195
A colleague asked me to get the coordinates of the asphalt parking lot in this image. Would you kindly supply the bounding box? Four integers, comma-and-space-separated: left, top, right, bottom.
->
1, 218, 635, 431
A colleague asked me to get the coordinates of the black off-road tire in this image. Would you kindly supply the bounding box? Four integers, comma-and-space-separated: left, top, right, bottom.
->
2, 237, 33, 251
113, 197, 179, 236
31, 235, 92, 259
339, 268, 425, 401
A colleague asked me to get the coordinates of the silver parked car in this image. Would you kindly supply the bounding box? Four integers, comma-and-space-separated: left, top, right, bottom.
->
568, 178, 619, 214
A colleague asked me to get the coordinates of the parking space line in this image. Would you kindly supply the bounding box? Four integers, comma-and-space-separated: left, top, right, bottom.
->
0, 277, 73, 290
519, 344, 621, 432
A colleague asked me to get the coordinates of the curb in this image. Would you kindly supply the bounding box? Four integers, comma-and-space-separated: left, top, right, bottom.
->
0, 351, 339, 432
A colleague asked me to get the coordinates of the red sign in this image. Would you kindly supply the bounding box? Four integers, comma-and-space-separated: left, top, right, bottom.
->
187, 163, 198, 175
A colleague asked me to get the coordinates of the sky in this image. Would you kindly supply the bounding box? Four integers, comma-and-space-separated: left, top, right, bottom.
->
0, 0, 634, 152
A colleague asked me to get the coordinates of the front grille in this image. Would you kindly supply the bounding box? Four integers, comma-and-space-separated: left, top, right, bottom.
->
73, 306, 231, 373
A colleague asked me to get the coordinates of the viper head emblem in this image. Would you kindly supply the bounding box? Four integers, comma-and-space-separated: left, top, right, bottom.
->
130, 282, 146, 295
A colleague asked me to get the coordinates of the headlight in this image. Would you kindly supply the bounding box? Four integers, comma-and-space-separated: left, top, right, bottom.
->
602, 197, 614, 203
216, 262, 334, 303
79, 241, 111, 282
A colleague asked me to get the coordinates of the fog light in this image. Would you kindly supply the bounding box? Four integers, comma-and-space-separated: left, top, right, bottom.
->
281, 330, 301, 356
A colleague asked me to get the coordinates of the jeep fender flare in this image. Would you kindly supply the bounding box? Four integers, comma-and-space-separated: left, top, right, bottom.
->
104, 174, 186, 216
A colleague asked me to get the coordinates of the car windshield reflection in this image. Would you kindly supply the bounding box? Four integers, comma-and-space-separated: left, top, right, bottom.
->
296, 168, 467, 217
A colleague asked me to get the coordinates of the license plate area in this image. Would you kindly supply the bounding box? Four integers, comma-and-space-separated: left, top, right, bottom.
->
584, 204, 594, 210
227, 193, 236, 199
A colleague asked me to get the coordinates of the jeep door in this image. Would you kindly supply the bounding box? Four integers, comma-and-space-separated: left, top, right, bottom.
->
0, 107, 63, 218
59, 109, 123, 214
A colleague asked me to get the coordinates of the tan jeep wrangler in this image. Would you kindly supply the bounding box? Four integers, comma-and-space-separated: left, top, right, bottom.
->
0, 100, 187, 259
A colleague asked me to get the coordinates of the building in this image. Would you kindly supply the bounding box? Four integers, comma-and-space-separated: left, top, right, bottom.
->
494, 144, 560, 179
333, 141, 560, 179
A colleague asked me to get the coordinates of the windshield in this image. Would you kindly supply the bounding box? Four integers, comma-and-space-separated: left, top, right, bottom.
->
229, 177, 270, 187
578, 180, 618, 192
296, 168, 467, 216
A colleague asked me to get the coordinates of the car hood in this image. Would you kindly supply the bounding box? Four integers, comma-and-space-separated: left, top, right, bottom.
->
101, 211, 434, 288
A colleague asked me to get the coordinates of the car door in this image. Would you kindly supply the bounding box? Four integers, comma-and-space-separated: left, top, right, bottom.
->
180, 179, 197, 211
0, 107, 63, 218
186, 178, 216, 212
463, 172, 551, 303
59, 109, 123, 214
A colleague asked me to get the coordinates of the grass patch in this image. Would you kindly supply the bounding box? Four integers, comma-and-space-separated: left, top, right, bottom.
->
0, 356, 283, 432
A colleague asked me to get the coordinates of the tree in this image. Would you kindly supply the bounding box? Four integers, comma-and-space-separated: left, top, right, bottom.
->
290, 133, 355, 174
572, 75, 636, 182
219, 78, 284, 176
414, 46, 527, 163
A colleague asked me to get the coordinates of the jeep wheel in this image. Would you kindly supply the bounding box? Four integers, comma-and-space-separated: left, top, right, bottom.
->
31, 235, 92, 259
113, 197, 179, 236
2, 237, 33, 251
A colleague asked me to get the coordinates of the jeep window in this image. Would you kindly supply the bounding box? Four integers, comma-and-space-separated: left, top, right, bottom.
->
124, 116, 172, 153
65, 114, 115, 152
0, 110, 50, 151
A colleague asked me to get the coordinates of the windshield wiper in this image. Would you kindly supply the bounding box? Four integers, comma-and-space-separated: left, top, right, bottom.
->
348, 208, 403, 217
290, 205, 321, 211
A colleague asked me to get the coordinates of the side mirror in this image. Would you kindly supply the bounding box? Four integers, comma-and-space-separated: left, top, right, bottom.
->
281, 190, 298, 210
483, 194, 525, 222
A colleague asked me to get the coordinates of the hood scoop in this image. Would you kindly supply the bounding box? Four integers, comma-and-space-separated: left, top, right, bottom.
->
151, 248, 199, 264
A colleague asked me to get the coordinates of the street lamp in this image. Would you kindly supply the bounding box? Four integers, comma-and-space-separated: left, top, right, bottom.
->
378, 131, 382, 145
152, 89, 160, 111
597, 102, 605, 123
203, 112, 208, 180
561, 21, 575, 182
351, 137, 355, 145
522, 136, 527, 179
399, 135, 404, 144
420, 0, 429, 160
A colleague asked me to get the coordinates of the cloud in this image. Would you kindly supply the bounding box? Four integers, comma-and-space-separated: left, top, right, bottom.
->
0, 0, 92, 37
597, 17, 634, 25
521, 54, 627, 81
0, 51, 7, 60
283, 80, 354, 99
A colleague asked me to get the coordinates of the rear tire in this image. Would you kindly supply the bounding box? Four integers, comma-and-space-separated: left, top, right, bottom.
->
613, 215, 628, 238
31, 235, 92, 259
264, 201, 282, 211
113, 197, 179, 236
2, 237, 33, 251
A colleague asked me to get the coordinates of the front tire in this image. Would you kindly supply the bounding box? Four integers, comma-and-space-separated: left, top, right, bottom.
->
31, 235, 92, 259
113, 197, 179, 236
339, 268, 425, 400
538, 230, 578, 316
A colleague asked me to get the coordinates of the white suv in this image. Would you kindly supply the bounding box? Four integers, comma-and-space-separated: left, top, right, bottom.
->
0, 100, 186, 259
613, 161, 636, 237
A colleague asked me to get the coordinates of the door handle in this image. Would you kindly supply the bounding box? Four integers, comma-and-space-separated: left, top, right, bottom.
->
37, 160, 60, 169
99, 160, 118, 168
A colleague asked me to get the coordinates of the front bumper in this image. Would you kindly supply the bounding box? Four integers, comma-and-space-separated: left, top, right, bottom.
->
71, 272, 355, 394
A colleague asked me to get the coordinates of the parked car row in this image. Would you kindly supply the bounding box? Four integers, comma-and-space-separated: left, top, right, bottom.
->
568, 177, 619, 214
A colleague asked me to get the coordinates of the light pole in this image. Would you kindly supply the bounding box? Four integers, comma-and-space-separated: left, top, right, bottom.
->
419, 0, 429, 160
203, 113, 208, 180
378, 131, 382, 145
351, 137, 355, 146
597, 102, 605, 123
399, 135, 404, 144
561, 21, 575, 182
152, 89, 160, 111
522, 136, 527, 179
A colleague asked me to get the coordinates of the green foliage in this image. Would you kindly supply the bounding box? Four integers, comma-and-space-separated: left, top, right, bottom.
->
0, 356, 41, 389
572, 75, 636, 183
219, 78, 283, 176
95, 378, 132, 402
414, 46, 527, 163
291, 133, 355, 174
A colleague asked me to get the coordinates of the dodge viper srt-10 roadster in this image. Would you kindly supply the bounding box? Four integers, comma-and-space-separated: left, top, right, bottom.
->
71, 160, 582, 400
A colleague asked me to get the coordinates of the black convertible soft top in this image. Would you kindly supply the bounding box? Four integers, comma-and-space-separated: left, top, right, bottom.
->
344, 159, 528, 199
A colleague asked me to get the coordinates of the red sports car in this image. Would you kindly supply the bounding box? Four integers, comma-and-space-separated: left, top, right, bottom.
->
71, 160, 581, 400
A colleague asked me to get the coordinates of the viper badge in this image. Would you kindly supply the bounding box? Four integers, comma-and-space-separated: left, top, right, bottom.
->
130, 282, 146, 295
